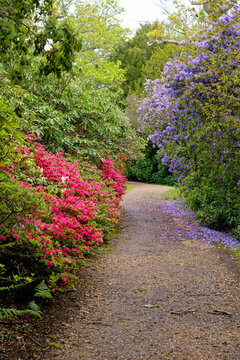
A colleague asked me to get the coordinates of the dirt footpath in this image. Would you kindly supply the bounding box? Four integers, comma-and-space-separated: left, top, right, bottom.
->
46, 182, 240, 360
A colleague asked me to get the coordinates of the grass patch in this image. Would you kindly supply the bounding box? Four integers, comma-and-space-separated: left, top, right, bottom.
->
125, 183, 135, 193
164, 187, 181, 200
96, 247, 112, 254
232, 246, 240, 262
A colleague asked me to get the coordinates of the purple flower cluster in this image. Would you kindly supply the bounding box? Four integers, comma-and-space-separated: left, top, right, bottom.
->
138, 7, 240, 232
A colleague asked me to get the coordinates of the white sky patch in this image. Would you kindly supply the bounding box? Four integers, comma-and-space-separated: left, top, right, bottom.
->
117, 0, 177, 32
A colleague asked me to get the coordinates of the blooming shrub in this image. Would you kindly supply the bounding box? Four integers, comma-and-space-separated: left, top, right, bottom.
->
0, 137, 126, 289
138, 8, 240, 232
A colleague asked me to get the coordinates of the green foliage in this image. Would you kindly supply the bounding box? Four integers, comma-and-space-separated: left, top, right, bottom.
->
0, 174, 50, 287
0, 0, 142, 161
0, 278, 45, 321
0, 93, 23, 162
141, 43, 178, 81
125, 142, 178, 185
0, 172, 48, 226
232, 245, 240, 260
2, 70, 140, 158
28, 300, 41, 313
68, 0, 130, 87
0, 306, 41, 320
112, 21, 180, 96
164, 188, 181, 200
0, 270, 33, 292
232, 228, 240, 241
0, 296, 42, 321
34, 280, 53, 300
0, 235, 48, 288
129, 158, 153, 183
112, 22, 159, 95
183, 178, 240, 231
0, 0, 81, 80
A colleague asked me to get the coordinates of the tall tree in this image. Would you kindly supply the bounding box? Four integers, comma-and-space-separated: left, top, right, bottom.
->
69, 0, 130, 87
112, 21, 176, 96
153, 0, 240, 46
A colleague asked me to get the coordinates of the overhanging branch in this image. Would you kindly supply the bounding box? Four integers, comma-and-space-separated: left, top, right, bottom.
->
190, 0, 238, 15
148, 39, 182, 46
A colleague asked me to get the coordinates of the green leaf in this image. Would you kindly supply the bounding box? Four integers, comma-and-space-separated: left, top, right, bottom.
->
34, 280, 52, 299
143, 304, 160, 308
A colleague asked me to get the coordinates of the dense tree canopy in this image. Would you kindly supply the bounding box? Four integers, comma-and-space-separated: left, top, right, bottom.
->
68, 0, 130, 87
112, 21, 179, 96
0, 0, 81, 79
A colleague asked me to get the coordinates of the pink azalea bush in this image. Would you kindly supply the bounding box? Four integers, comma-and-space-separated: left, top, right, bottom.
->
0, 137, 126, 289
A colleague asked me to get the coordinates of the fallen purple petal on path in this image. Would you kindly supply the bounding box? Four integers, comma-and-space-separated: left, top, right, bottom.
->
159, 200, 239, 249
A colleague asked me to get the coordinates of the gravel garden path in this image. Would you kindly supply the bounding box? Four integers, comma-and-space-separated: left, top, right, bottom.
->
45, 182, 240, 360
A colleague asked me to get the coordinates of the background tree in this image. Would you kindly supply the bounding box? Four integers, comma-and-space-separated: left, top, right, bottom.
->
0, 0, 81, 80
112, 21, 175, 96
68, 0, 130, 88
112, 20, 180, 184
141, 43, 178, 81
153, 0, 239, 46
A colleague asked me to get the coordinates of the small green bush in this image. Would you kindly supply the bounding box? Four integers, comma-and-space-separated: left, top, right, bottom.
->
182, 176, 240, 232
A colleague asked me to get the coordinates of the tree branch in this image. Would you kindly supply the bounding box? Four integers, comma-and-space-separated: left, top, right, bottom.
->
148, 39, 182, 46
190, 0, 238, 15
1, 210, 16, 225
0, 12, 36, 36
0, 207, 31, 225
190, 1, 205, 5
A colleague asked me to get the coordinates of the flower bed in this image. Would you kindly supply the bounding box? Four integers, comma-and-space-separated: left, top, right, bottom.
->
0, 137, 126, 290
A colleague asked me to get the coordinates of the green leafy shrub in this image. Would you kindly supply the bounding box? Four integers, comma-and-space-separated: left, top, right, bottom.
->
0, 173, 50, 288
125, 142, 177, 185
2, 73, 140, 160
134, 158, 153, 182
182, 175, 240, 231
151, 161, 178, 186
0, 90, 23, 163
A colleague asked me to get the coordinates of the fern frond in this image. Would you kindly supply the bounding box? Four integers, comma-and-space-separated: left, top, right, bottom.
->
0, 282, 29, 292
24, 309, 42, 318
0, 307, 41, 320
34, 280, 52, 299
0, 308, 20, 320
28, 300, 41, 313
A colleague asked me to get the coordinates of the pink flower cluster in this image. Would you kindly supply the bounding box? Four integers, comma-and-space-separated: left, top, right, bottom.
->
100, 157, 127, 198
1, 138, 127, 287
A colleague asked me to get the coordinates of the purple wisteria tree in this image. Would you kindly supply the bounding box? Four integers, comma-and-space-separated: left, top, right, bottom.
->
138, 5, 240, 234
